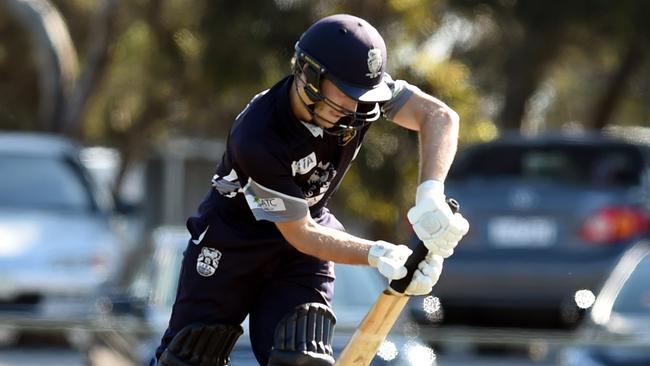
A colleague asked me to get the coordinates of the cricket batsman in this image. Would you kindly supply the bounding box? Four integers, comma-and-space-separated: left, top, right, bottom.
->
153, 13, 469, 366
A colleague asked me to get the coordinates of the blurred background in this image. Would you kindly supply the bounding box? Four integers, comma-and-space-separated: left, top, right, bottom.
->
1, 0, 650, 365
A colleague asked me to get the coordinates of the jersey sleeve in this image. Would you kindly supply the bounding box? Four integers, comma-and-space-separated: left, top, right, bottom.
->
233, 136, 309, 222
380, 73, 421, 120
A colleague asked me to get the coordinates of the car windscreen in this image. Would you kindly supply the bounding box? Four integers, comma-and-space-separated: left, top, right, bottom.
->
0, 155, 95, 211
611, 254, 650, 315
449, 143, 644, 187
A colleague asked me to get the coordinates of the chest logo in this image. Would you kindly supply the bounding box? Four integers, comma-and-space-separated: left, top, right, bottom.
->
196, 247, 222, 277
303, 162, 337, 206
291, 152, 317, 176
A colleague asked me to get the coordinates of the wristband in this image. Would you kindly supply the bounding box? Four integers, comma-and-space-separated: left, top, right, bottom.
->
415, 180, 445, 204
367, 240, 391, 267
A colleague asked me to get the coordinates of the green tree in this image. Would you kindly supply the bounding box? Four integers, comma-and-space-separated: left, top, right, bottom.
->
448, 0, 650, 131
4, 0, 650, 243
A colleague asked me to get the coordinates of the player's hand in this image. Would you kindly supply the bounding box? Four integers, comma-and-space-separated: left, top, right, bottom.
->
368, 241, 412, 281
405, 252, 444, 296
407, 180, 469, 258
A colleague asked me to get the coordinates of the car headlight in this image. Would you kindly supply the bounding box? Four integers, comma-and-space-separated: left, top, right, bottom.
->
0, 222, 38, 257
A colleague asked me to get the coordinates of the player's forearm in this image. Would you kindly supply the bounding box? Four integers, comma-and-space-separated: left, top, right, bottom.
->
278, 217, 374, 265
418, 103, 459, 183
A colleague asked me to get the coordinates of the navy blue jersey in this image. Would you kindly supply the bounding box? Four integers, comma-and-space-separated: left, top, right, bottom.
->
187, 74, 417, 243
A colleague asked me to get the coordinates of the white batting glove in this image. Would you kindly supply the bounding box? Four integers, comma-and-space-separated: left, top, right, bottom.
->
405, 253, 444, 296
368, 240, 412, 281
407, 180, 469, 258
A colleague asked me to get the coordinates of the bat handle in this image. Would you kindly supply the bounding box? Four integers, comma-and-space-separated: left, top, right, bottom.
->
389, 198, 459, 294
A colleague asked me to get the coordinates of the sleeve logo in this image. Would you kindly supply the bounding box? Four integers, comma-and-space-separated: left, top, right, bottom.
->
248, 196, 287, 212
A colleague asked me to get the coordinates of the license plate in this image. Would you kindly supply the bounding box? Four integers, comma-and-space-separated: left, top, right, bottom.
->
488, 217, 557, 247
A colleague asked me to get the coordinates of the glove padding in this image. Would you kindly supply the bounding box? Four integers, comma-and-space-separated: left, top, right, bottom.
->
407, 180, 469, 258
368, 241, 412, 280
404, 253, 444, 296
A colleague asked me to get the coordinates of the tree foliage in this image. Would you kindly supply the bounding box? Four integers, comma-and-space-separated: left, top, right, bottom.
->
447, 0, 650, 132
1, 0, 650, 241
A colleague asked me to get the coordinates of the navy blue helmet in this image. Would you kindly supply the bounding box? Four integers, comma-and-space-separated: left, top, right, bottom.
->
294, 14, 391, 135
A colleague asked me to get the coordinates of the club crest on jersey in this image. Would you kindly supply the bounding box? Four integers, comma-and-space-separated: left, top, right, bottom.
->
196, 247, 222, 277
366, 48, 383, 78
291, 152, 317, 176
303, 162, 336, 206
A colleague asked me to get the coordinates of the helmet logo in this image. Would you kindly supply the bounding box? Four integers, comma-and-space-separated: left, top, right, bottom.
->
366, 48, 383, 79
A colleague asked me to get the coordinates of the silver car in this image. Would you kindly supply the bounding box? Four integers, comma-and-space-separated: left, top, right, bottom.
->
418, 132, 650, 330
560, 241, 650, 366
82, 226, 436, 366
0, 132, 125, 339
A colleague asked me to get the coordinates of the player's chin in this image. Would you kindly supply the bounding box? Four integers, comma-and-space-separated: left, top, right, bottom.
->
314, 115, 340, 129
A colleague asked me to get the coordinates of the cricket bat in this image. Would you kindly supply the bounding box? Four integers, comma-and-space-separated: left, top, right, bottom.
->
334, 199, 459, 366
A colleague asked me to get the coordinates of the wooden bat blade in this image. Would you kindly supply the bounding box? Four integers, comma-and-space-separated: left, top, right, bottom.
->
335, 199, 460, 366
334, 291, 409, 366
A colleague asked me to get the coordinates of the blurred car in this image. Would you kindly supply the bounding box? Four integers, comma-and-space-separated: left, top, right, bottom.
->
414, 132, 650, 329
81, 226, 436, 366
0, 132, 125, 339
560, 241, 650, 366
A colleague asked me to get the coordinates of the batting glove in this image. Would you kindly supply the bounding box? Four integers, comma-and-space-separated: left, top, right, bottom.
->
405, 252, 444, 296
407, 180, 470, 258
368, 240, 412, 281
